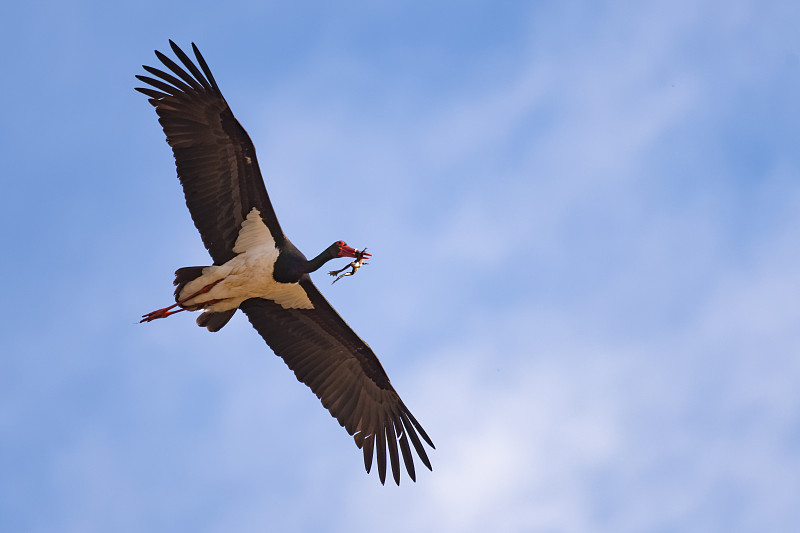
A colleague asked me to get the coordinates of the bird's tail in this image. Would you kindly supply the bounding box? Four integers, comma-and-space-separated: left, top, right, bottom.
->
196, 309, 236, 332
173, 266, 208, 300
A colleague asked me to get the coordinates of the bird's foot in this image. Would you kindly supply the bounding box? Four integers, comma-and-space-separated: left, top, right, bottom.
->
140, 305, 185, 323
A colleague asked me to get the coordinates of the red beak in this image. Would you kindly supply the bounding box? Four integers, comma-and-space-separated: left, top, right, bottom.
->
338, 244, 371, 259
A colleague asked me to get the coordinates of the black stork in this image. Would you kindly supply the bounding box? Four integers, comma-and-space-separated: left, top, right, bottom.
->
136, 41, 433, 485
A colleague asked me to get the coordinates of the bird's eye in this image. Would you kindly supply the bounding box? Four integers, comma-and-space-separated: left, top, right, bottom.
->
336, 240, 346, 246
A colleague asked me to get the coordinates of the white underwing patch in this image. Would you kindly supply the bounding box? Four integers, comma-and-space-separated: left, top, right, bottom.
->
233, 207, 274, 253
179, 208, 314, 311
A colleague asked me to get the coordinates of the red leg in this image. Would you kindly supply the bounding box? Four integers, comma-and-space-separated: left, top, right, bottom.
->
140, 279, 223, 323
140, 305, 185, 323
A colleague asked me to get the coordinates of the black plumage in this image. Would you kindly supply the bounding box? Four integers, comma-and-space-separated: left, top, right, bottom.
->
136, 41, 433, 484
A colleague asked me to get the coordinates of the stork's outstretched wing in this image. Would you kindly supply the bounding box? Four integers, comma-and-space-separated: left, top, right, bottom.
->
136, 40, 284, 265
240, 277, 434, 485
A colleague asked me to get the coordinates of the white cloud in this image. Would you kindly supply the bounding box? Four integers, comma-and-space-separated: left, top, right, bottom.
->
4, 1, 800, 532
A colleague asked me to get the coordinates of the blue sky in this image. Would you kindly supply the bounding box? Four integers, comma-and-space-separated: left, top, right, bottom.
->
2, 1, 799, 531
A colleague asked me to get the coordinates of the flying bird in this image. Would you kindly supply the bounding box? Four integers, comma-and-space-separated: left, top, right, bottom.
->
136, 41, 433, 485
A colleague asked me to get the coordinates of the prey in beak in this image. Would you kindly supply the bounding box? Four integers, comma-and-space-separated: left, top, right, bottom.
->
330, 247, 371, 284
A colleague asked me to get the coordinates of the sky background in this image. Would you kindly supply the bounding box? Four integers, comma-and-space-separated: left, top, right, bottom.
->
1, 1, 799, 531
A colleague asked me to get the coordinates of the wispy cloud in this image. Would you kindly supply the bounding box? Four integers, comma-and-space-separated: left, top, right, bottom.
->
2, 1, 798, 532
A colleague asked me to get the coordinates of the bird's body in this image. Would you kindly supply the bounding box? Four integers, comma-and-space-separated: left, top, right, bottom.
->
174, 208, 314, 314
136, 41, 433, 485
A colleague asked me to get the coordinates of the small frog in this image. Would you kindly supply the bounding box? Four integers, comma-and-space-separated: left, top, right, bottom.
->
329, 248, 370, 284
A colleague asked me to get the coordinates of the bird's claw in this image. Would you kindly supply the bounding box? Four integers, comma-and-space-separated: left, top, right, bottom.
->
329, 248, 369, 284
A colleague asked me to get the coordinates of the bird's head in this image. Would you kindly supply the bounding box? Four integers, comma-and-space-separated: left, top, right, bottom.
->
334, 240, 371, 259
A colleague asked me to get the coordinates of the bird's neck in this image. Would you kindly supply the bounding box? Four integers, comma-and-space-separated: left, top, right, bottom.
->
274, 241, 337, 283
304, 247, 338, 273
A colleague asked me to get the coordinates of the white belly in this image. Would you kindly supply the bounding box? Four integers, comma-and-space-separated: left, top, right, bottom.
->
178, 208, 314, 311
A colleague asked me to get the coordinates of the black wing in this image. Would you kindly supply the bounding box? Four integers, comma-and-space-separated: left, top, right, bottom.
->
136, 40, 284, 265
240, 277, 435, 485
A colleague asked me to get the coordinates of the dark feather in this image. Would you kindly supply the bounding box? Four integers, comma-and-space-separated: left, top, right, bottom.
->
172, 266, 207, 298
376, 428, 388, 484
386, 421, 400, 485
239, 277, 434, 485
362, 433, 375, 473
196, 309, 237, 332
141, 64, 196, 94
136, 41, 284, 264
398, 428, 416, 482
